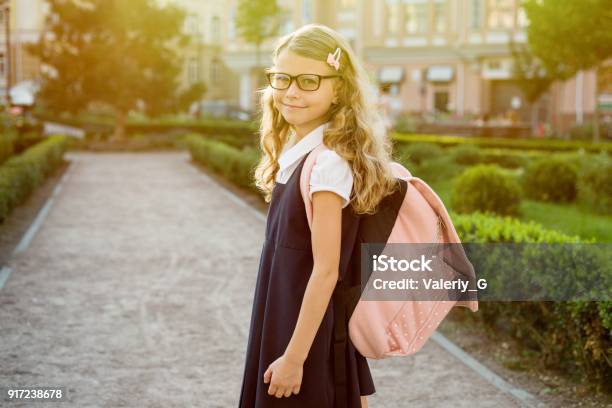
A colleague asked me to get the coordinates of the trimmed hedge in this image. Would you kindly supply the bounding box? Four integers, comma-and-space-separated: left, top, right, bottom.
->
393, 132, 611, 154
449, 144, 484, 165
396, 142, 443, 165
185, 134, 259, 192
396, 141, 608, 216
0, 135, 68, 223
452, 164, 523, 216
0, 130, 18, 165
452, 212, 609, 391
33, 111, 259, 138
479, 151, 527, 169
522, 157, 579, 203
451, 210, 584, 244
578, 159, 612, 215
410, 156, 463, 183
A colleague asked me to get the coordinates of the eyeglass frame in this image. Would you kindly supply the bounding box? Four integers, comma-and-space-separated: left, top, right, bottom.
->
266, 72, 343, 91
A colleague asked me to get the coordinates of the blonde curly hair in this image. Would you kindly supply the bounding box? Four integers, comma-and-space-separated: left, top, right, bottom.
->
253, 23, 399, 215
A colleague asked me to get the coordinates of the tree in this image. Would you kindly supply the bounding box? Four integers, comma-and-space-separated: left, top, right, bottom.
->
176, 82, 207, 114
523, 0, 612, 142
510, 40, 553, 136
27, 0, 206, 141
235, 0, 283, 90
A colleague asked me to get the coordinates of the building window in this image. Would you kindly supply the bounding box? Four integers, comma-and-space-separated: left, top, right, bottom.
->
433, 0, 447, 33
211, 16, 220, 43
188, 58, 199, 84
404, 2, 429, 35
487, 0, 515, 29
387, 0, 401, 36
470, 0, 483, 29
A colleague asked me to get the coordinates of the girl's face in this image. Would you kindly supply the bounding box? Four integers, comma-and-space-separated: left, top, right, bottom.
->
270, 49, 340, 136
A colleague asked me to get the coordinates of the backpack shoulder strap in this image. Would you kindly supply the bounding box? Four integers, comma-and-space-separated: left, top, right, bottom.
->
389, 160, 412, 179
299, 143, 331, 230
407, 177, 479, 312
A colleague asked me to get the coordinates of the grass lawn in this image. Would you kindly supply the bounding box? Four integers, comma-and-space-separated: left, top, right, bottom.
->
519, 200, 611, 242
428, 178, 612, 243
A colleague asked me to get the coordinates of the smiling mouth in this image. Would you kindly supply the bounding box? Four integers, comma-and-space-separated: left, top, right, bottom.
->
283, 103, 306, 108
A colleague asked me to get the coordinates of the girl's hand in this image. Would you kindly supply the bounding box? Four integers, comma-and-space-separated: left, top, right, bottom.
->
263, 353, 303, 398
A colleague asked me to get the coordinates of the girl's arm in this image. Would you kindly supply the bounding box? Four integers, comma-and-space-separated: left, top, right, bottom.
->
283, 190, 343, 364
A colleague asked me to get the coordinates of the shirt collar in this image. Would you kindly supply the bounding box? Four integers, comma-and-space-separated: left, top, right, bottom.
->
278, 122, 330, 171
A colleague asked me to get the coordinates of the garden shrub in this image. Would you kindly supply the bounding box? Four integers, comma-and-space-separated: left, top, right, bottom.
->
522, 157, 578, 203
577, 157, 612, 215
451, 164, 522, 216
480, 152, 527, 169
0, 130, 17, 164
412, 156, 463, 183
0, 135, 68, 223
453, 211, 609, 391
396, 142, 443, 166
393, 132, 611, 154
449, 144, 483, 166
186, 134, 258, 192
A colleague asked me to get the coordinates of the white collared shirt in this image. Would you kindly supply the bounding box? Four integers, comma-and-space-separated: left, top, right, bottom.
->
276, 122, 353, 208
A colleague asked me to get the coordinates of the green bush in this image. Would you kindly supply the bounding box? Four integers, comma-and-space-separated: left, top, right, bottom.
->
480, 151, 527, 169
393, 132, 611, 154
555, 150, 599, 171
449, 144, 484, 166
578, 157, 612, 215
0, 130, 17, 164
451, 164, 522, 216
452, 212, 610, 390
522, 157, 578, 203
0, 135, 68, 223
396, 142, 443, 166
212, 133, 258, 149
186, 134, 258, 192
451, 210, 582, 243
34, 111, 258, 139
411, 156, 463, 183
13, 131, 46, 154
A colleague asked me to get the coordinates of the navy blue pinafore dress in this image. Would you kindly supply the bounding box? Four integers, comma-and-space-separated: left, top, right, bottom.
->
239, 152, 376, 408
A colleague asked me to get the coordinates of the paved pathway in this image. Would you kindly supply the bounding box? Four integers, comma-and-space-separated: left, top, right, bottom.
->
0, 152, 527, 407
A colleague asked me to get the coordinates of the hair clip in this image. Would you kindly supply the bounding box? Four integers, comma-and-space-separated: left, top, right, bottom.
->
327, 47, 342, 71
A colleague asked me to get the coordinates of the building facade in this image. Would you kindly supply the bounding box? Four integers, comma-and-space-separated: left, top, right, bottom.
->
159, 0, 230, 101
219, 0, 603, 134
359, 0, 599, 131
7, 0, 606, 134
0, 0, 48, 106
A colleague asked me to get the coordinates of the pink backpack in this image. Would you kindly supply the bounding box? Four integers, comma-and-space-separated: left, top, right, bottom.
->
300, 144, 479, 361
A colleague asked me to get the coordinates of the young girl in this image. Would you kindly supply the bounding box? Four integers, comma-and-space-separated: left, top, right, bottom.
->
239, 24, 398, 408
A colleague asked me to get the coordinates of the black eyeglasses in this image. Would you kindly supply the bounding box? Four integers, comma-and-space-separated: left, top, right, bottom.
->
266, 72, 342, 91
